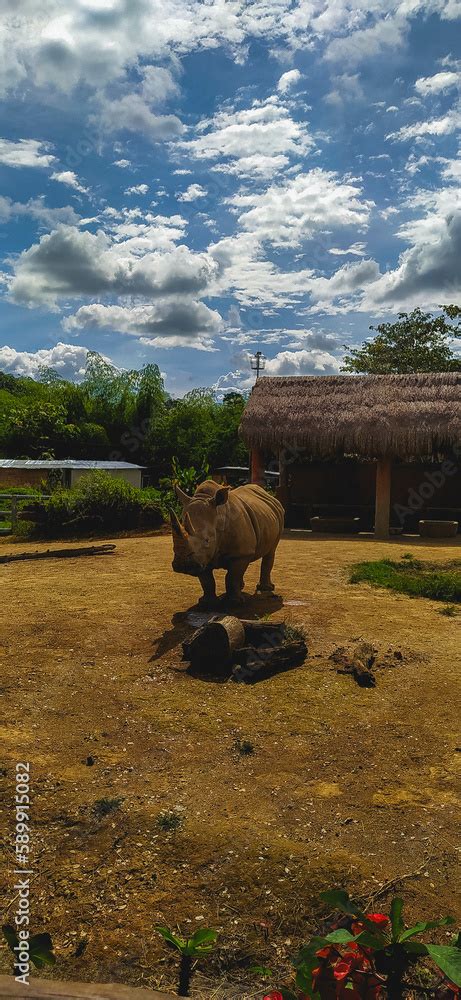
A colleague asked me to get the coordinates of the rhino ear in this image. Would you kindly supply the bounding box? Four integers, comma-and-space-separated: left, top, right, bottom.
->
174, 483, 191, 508
211, 485, 230, 507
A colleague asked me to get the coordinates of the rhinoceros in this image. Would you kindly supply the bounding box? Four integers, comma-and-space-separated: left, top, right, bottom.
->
170, 479, 284, 605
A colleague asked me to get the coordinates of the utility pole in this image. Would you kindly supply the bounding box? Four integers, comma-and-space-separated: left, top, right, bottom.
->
250, 351, 266, 381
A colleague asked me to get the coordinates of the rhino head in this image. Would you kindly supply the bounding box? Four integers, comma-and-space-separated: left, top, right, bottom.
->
170, 483, 230, 576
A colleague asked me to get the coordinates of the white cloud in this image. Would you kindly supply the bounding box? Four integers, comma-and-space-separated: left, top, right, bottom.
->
211, 153, 290, 180
97, 93, 183, 142
124, 183, 149, 195
51, 170, 89, 193
0, 195, 80, 228
7, 225, 219, 309
388, 108, 461, 141
141, 65, 180, 104
0, 137, 55, 169
277, 68, 301, 93
64, 299, 222, 351
180, 96, 313, 178
1, 1, 459, 107
113, 158, 131, 168
415, 70, 460, 95
0, 342, 91, 380
228, 168, 373, 246
324, 73, 364, 106
324, 15, 407, 68
329, 243, 367, 256
177, 183, 207, 202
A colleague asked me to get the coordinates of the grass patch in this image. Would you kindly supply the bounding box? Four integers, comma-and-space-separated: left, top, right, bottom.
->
233, 738, 255, 756
91, 797, 123, 820
156, 808, 184, 832
350, 557, 461, 603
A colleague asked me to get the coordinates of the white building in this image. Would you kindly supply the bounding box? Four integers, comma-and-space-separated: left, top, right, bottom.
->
0, 460, 145, 490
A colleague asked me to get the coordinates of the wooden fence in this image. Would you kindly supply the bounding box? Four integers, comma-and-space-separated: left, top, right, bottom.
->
0, 494, 50, 535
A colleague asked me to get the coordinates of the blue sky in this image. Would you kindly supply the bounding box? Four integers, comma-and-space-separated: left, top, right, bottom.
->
0, 1, 460, 396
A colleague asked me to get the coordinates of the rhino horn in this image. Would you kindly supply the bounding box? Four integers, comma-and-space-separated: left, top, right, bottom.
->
170, 510, 187, 538
174, 483, 191, 509
184, 512, 195, 535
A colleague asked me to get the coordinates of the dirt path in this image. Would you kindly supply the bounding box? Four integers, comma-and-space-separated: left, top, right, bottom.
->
0, 533, 460, 996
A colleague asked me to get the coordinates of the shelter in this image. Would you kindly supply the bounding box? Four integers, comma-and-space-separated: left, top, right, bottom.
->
239, 373, 461, 537
0, 460, 145, 490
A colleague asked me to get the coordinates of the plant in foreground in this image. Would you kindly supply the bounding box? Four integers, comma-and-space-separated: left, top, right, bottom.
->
234, 737, 255, 756
156, 925, 217, 996
439, 605, 458, 617
2, 924, 55, 975
156, 807, 184, 832
263, 889, 460, 1000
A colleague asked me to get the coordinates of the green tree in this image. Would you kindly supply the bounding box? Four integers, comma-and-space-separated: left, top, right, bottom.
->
342, 306, 461, 374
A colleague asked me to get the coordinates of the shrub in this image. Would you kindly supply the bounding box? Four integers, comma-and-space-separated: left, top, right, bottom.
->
19, 470, 163, 538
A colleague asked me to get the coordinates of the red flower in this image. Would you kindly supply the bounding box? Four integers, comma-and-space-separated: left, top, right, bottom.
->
365, 913, 389, 928
262, 993, 284, 1000
317, 946, 335, 959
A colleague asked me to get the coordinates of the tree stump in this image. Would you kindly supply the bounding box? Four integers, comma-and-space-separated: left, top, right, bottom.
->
182, 615, 245, 671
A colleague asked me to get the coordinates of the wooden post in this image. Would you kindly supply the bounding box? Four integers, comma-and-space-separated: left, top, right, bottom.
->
250, 447, 265, 485
10, 495, 18, 534
277, 450, 289, 509
375, 457, 392, 539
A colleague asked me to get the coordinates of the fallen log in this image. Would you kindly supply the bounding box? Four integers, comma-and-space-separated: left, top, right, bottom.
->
0, 544, 116, 565
232, 639, 307, 683
330, 641, 376, 688
182, 615, 245, 671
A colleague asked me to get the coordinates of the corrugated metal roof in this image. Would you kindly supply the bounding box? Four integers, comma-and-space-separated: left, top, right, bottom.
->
0, 460, 145, 469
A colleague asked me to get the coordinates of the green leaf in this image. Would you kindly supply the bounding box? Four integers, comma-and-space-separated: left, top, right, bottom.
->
155, 926, 186, 953
320, 890, 365, 919
248, 965, 272, 977
426, 945, 461, 987
390, 898, 405, 942
354, 930, 388, 951
325, 929, 356, 944
189, 928, 217, 949
29, 933, 56, 968
295, 957, 321, 998
2, 925, 18, 952
402, 942, 428, 957
400, 917, 455, 942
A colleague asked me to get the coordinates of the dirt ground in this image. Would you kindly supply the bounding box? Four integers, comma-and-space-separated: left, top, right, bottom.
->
0, 531, 460, 997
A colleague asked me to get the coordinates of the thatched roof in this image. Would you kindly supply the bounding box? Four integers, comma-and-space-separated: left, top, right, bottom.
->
239, 373, 461, 459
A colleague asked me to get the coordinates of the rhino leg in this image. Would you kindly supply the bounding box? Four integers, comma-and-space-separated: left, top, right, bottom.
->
257, 549, 276, 593
198, 568, 217, 607
225, 558, 250, 604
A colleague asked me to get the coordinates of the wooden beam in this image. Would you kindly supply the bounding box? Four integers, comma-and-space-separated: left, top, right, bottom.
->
0, 976, 175, 999
375, 457, 392, 539
250, 447, 264, 485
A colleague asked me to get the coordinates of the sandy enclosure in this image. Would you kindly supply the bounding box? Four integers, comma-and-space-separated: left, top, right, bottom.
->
0, 532, 460, 997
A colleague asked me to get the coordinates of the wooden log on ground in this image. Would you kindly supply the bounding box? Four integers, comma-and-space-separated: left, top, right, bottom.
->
232, 639, 307, 683
238, 620, 286, 645
0, 544, 116, 565
330, 642, 376, 687
0, 976, 174, 999
182, 615, 245, 671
